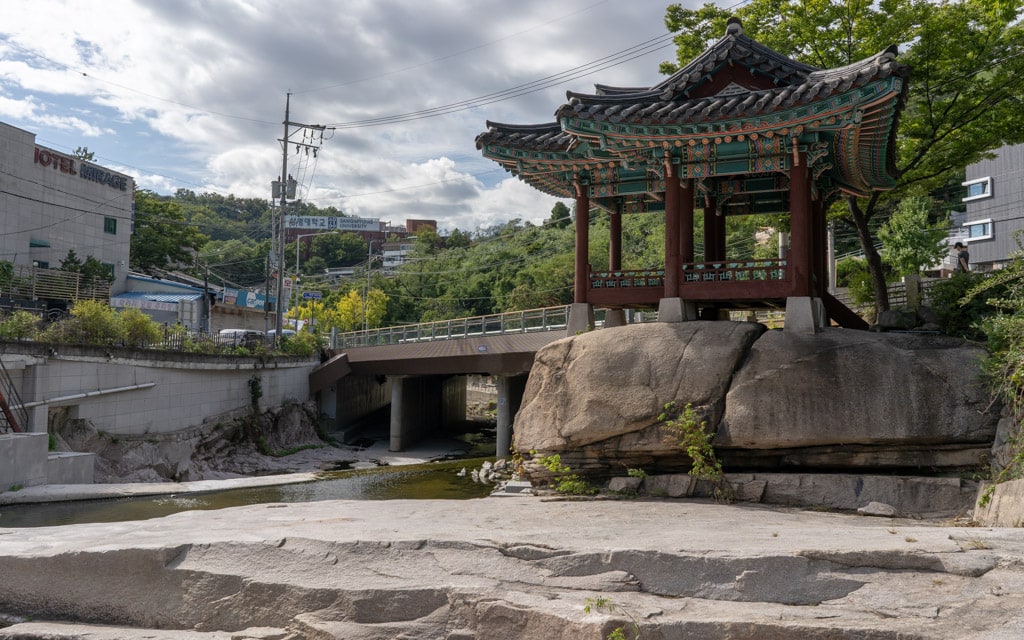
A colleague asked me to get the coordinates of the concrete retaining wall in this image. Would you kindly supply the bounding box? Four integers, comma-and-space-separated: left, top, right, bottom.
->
0, 344, 317, 490
1, 344, 315, 437
0, 433, 47, 489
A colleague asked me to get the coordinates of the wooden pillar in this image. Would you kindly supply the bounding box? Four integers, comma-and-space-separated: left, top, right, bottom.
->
789, 150, 812, 296
609, 204, 622, 272
663, 163, 681, 298
703, 195, 720, 262
680, 178, 695, 264
574, 180, 590, 304
811, 199, 826, 296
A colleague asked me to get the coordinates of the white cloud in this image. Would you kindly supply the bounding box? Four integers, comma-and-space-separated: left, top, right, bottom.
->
0, 0, 703, 231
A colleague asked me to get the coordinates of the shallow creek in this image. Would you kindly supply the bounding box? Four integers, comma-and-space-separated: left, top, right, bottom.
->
0, 458, 495, 528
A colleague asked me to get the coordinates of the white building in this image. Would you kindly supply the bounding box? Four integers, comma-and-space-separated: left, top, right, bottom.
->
0, 121, 133, 297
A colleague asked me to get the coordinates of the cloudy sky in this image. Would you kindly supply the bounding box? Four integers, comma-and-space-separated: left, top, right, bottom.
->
0, 0, 723, 234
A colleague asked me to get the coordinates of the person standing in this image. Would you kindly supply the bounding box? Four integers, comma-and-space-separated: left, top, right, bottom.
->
954, 242, 970, 273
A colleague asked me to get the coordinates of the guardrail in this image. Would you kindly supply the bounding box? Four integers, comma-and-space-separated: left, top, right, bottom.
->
333, 305, 572, 348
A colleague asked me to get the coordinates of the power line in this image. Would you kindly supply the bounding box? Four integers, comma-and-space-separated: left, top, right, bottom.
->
324, 32, 677, 129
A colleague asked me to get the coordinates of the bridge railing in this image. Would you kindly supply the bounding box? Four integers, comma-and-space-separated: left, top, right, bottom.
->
333, 305, 572, 348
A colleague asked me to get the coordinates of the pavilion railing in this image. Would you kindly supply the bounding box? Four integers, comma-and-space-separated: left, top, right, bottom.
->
589, 269, 665, 290
589, 259, 788, 290
333, 305, 572, 348
681, 258, 788, 283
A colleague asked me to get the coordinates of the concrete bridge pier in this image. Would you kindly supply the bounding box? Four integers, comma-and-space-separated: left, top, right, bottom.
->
389, 375, 466, 452
495, 374, 528, 458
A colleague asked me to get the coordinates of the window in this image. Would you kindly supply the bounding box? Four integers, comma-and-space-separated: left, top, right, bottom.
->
104, 217, 117, 234
962, 176, 993, 202
963, 218, 993, 241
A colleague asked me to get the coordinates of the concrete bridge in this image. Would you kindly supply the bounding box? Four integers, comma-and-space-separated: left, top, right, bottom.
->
309, 306, 584, 456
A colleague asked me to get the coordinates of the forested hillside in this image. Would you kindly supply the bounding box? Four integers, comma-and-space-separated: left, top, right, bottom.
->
132, 189, 799, 329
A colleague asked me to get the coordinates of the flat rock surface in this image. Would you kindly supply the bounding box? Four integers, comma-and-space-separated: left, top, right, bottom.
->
2, 498, 1023, 639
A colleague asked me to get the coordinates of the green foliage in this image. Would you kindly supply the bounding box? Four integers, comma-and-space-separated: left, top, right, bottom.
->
878, 197, 950, 277
626, 467, 647, 478
584, 596, 641, 640
660, 402, 732, 503
59, 250, 113, 283
928, 272, 992, 339
66, 300, 121, 345
536, 453, 598, 496
547, 201, 572, 229
119, 306, 163, 348
835, 257, 876, 306
663, 0, 1024, 314
132, 190, 209, 272
280, 330, 321, 357
955, 246, 1024, 501
0, 310, 39, 340
248, 374, 263, 412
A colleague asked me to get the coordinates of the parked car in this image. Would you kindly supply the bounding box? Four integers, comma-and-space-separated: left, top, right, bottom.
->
267, 329, 297, 341
217, 329, 265, 348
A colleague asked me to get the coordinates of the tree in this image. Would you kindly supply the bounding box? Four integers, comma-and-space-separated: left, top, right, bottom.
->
73, 146, 94, 161
445, 228, 473, 249
663, 0, 1024, 314
60, 250, 113, 284
59, 249, 83, 273
131, 190, 208, 272
877, 197, 949, 277
322, 288, 387, 331
547, 201, 572, 229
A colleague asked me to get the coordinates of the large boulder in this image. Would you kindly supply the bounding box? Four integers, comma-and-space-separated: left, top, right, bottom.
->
514, 323, 998, 482
514, 322, 764, 476
718, 329, 996, 449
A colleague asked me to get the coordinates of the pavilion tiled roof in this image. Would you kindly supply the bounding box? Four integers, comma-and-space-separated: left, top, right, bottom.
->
477, 17, 909, 202
558, 24, 905, 126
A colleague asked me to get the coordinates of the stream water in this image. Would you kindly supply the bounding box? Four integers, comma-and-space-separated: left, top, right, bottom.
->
0, 458, 495, 528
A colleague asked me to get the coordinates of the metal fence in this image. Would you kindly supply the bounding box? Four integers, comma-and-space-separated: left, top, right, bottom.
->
333, 305, 573, 348
832, 276, 945, 310
0, 265, 111, 303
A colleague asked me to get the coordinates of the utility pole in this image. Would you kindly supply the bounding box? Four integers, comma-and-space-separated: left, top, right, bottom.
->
271, 93, 333, 345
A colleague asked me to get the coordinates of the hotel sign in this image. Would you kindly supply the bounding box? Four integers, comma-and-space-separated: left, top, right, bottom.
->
33, 147, 130, 191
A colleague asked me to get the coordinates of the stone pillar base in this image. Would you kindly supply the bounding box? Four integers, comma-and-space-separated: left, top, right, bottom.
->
566, 303, 595, 336
658, 297, 698, 323
602, 309, 628, 328
785, 297, 826, 334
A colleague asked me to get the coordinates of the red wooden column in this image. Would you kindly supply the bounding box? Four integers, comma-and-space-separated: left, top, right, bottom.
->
609, 204, 622, 272
680, 178, 695, 263
811, 199, 826, 296
703, 195, 721, 262
573, 180, 590, 304
663, 162, 681, 298
789, 150, 812, 296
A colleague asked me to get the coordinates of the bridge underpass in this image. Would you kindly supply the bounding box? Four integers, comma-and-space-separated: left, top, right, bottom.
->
309, 331, 565, 457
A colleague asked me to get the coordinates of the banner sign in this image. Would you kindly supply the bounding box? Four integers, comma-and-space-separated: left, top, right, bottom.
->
286, 215, 380, 232
223, 288, 274, 310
